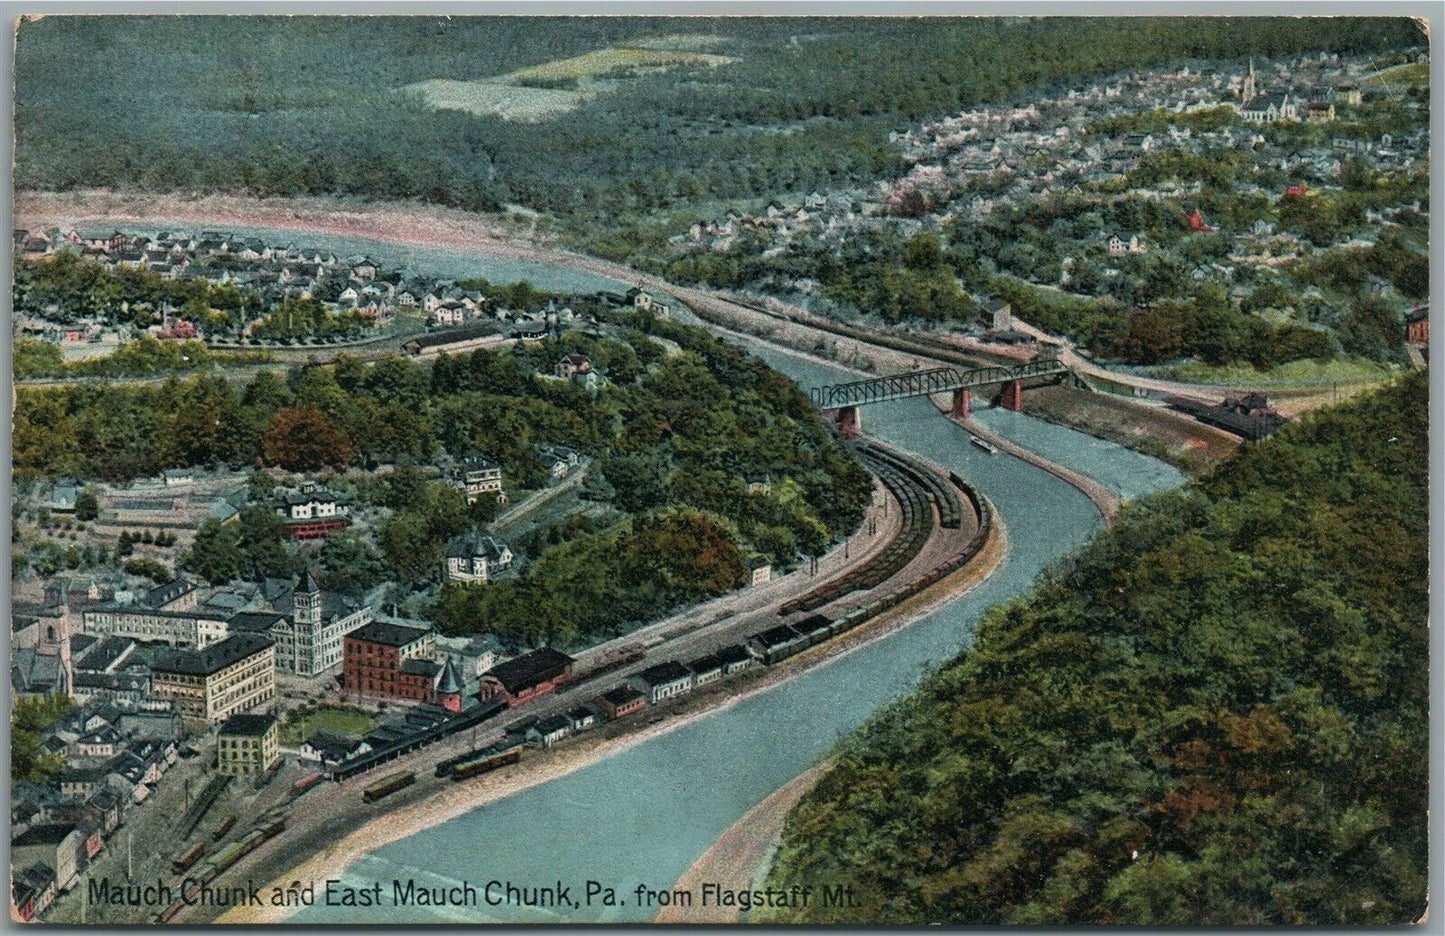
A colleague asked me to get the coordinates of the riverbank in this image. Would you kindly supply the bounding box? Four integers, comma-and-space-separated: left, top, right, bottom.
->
653, 766, 825, 924
1021, 384, 1239, 477
207, 496, 1008, 925
18, 188, 1268, 473
651, 510, 1010, 924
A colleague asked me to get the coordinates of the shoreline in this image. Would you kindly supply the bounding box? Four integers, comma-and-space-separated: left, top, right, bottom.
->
653, 515, 1012, 925
18, 188, 1258, 475
652, 766, 826, 925
210, 508, 1009, 925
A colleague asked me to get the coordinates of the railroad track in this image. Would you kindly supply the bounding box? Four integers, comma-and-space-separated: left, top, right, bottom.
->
778, 442, 944, 616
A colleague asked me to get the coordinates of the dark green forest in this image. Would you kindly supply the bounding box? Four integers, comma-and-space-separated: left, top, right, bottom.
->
13, 16, 1418, 223
762, 372, 1428, 924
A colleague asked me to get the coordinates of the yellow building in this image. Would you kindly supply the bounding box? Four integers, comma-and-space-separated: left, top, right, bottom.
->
151, 634, 276, 730
216, 713, 280, 776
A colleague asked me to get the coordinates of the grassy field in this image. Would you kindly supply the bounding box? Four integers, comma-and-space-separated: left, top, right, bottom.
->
407, 78, 591, 121
510, 45, 737, 81
279, 704, 378, 745
409, 41, 737, 121
1365, 61, 1429, 85
1138, 355, 1402, 387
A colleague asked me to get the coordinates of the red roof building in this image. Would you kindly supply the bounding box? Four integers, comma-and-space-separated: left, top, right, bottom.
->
1184, 208, 1213, 232
342, 621, 441, 704
478, 647, 575, 707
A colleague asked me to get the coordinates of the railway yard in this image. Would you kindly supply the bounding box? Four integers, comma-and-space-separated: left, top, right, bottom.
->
58, 437, 995, 926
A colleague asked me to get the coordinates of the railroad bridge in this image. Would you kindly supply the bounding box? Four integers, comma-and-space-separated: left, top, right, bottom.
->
810, 359, 1071, 436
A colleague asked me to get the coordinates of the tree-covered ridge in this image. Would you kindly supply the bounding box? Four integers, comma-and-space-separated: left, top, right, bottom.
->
762, 371, 1427, 925
14, 17, 1417, 220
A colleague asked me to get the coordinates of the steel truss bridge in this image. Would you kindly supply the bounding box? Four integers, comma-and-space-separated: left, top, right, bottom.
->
809, 359, 1070, 410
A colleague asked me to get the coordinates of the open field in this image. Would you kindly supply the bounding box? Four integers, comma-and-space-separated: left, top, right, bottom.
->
408, 42, 738, 121
279, 705, 379, 745
510, 45, 737, 80
406, 79, 591, 121
1365, 60, 1429, 84
1138, 355, 1405, 387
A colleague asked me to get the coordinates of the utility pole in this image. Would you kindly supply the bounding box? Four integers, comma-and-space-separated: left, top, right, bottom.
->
127, 831, 133, 881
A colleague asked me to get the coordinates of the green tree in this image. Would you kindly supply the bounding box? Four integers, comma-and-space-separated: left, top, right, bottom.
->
74, 488, 100, 522
183, 518, 241, 584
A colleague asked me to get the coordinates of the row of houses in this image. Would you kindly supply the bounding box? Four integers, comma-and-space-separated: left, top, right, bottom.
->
12, 694, 191, 918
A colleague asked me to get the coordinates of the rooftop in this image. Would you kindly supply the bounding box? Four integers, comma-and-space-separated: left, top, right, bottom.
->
348, 621, 430, 648
482, 647, 575, 696
637, 661, 692, 686
150, 633, 274, 677
219, 713, 276, 737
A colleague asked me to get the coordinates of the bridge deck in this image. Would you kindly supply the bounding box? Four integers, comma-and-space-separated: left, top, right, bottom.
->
811, 359, 1069, 409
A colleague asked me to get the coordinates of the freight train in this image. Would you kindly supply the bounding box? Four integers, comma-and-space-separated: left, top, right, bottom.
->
155, 814, 288, 923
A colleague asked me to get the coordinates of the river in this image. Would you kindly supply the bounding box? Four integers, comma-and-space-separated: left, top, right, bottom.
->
290, 320, 1186, 923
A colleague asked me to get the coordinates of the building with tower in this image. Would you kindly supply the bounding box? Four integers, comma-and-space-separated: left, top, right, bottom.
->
13, 579, 76, 698
342, 621, 462, 706
436, 657, 465, 713
266, 570, 373, 678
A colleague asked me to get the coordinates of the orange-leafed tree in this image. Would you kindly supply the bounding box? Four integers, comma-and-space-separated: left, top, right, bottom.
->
262, 406, 355, 472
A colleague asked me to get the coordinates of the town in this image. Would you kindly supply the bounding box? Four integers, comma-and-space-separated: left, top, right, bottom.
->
657, 48, 1427, 377
9, 25, 1430, 928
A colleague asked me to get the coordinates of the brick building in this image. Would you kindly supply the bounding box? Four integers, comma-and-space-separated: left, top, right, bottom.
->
342, 621, 440, 703
478, 647, 575, 707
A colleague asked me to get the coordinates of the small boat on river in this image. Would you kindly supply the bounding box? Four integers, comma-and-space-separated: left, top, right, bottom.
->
970, 435, 999, 455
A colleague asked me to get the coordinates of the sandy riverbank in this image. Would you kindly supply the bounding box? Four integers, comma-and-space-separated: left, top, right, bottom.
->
653, 766, 825, 924
652, 514, 1011, 924
209, 507, 1008, 925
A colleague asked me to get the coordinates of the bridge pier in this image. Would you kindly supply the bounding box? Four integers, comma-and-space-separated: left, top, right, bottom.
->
837, 405, 862, 438
1000, 380, 1023, 412
950, 387, 972, 420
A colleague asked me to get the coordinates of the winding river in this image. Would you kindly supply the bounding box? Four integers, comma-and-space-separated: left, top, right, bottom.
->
291, 316, 1185, 923
38, 220, 1185, 922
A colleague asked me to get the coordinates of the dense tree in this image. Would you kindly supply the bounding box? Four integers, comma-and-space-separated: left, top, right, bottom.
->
73, 488, 99, 522
11, 695, 75, 784
762, 373, 1428, 925
183, 518, 242, 584
14, 17, 1415, 223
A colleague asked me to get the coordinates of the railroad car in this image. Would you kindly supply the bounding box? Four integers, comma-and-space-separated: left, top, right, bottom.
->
362, 770, 416, 803
212, 816, 236, 841
452, 743, 523, 781
171, 842, 205, 875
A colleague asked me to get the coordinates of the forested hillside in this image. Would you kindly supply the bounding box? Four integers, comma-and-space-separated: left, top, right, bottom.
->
12, 316, 872, 647
761, 371, 1428, 925
14, 16, 1417, 222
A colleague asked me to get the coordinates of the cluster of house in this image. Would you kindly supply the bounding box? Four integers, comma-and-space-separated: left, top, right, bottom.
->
889, 49, 1424, 215
675, 190, 869, 254
11, 693, 185, 919
14, 221, 678, 351
670, 48, 1426, 317
9, 565, 524, 915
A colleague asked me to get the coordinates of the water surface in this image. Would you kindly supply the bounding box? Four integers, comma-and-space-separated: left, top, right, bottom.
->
293, 331, 1183, 923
